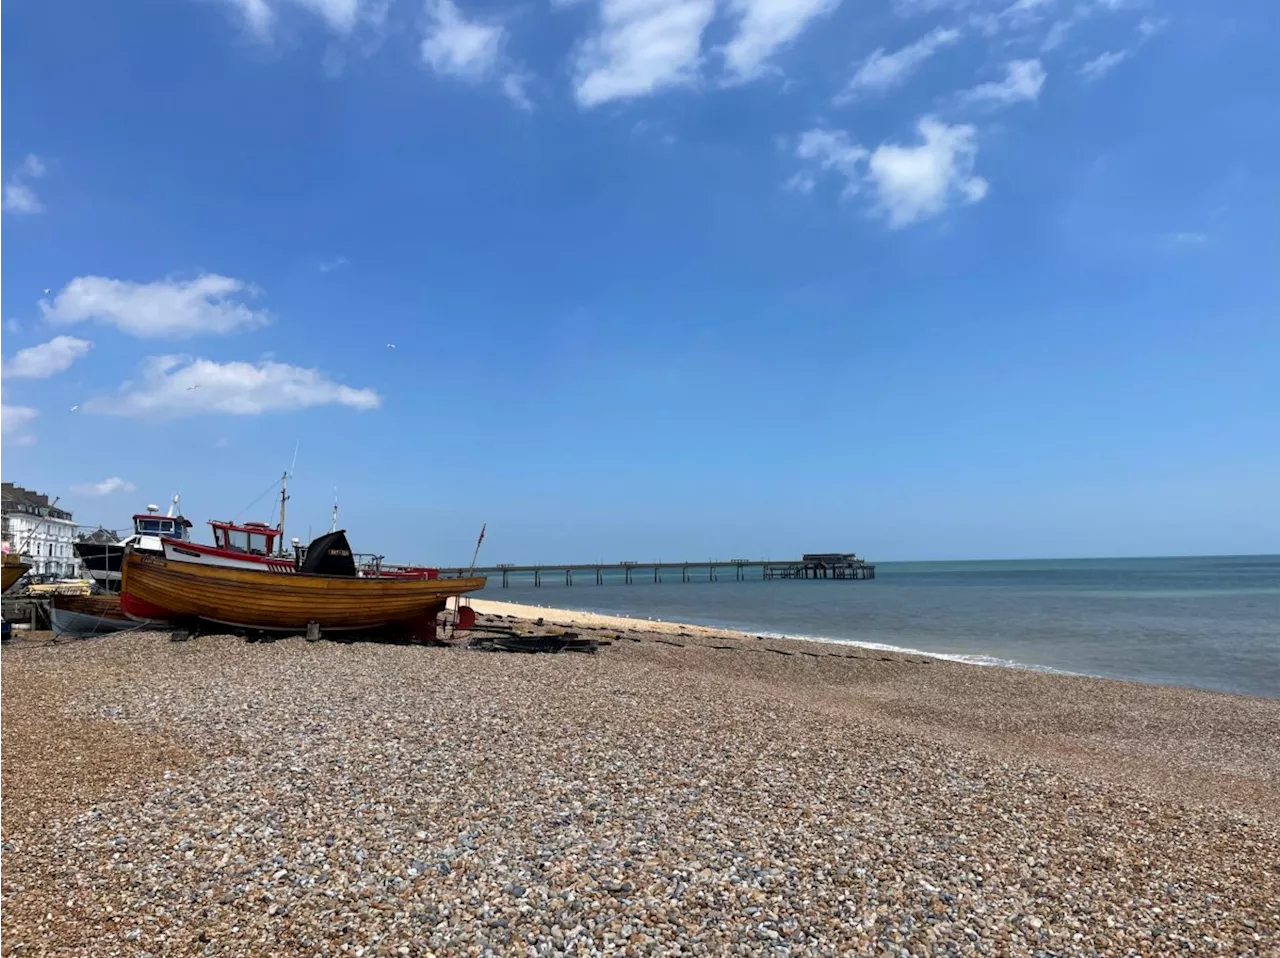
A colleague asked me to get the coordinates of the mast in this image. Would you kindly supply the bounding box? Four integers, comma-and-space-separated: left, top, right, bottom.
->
330, 487, 339, 533
277, 471, 289, 556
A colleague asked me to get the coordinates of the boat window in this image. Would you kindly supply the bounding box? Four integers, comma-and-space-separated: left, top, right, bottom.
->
159, 520, 174, 535
228, 530, 250, 551
213, 527, 226, 548
247, 534, 269, 554
137, 519, 162, 534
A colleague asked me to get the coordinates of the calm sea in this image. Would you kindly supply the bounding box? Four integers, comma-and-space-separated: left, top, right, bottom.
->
487, 555, 1280, 698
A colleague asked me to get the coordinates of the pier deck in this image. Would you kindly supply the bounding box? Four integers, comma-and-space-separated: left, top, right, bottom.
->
438, 554, 875, 588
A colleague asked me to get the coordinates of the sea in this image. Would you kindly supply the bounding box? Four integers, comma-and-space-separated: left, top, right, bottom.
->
489, 555, 1280, 699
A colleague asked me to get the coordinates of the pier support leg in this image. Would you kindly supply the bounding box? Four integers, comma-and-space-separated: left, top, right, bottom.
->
306, 621, 321, 642
535, 570, 541, 587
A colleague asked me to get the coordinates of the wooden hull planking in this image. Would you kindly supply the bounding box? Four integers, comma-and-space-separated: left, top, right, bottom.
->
121, 551, 486, 632
2, 559, 32, 593
50, 593, 142, 635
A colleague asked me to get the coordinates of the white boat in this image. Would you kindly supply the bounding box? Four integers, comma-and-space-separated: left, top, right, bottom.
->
74, 496, 192, 589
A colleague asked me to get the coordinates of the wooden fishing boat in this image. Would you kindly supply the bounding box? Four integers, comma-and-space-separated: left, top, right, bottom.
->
50, 592, 149, 635
121, 531, 485, 639
2, 553, 32, 593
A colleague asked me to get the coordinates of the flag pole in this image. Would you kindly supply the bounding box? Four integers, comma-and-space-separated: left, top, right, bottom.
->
468, 523, 486, 577
456, 523, 486, 636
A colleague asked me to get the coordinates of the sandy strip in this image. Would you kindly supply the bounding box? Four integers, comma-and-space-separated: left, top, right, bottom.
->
467, 597, 752, 640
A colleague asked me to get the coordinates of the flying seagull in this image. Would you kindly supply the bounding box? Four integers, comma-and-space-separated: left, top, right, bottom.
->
386, 343, 397, 350
70, 405, 80, 412
186, 384, 201, 390
43, 288, 51, 295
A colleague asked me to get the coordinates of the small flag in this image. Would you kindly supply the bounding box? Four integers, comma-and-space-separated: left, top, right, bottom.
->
478, 523, 486, 544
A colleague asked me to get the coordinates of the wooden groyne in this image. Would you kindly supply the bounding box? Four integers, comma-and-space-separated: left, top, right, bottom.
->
436, 554, 876, 588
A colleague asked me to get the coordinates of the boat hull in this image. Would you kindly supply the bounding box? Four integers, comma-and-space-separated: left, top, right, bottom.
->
121, 551, 485, 633
74, 542, 125, 587
50, 593, 149, 635
3, 559, 32, 593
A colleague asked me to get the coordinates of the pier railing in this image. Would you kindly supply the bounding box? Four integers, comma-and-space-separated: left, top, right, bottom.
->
437, 557, 876, 588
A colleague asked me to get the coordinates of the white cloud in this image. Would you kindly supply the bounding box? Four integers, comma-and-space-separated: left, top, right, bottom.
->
3, 336, 93, 379
224, 0, 368, 37
961, 58, 1045, 104
84, 356, 380, 419
41, 274, 270, 339
1167, 232, 1209, 244
228, 0, 274, 35
3, 153, 48, 215
3, 184, 44, 215
1040, 17, 1071, 51
1137, 15, 1166, 38
791, 117, 987, 227
1078, 49, 1127, 80
1, 404, 39, 446
419, 0, 532, 107
573, 0, 717, 107
421, 0, 504, 80
783, 171, 817, 194
868, 118, 987, 226
721, 0, 841, 82
838, 26, 961, 100
502, 72, 535, 111
71, 477, 138, 497
796, 129, 869, 195
318, 256, 350, 272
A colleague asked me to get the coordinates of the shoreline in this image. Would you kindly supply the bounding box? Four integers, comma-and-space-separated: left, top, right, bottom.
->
465, 597, 1160, 691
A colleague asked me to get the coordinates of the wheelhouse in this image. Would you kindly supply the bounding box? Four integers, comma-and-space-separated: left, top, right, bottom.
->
132, 511, 193, 540
208, 520, 281, 556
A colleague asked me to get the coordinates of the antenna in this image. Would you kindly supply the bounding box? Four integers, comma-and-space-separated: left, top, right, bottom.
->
166, 493, 181, 518
288, 440, 300, 478
331, 487, 339, 533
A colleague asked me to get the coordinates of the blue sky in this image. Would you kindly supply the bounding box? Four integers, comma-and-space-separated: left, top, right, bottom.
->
2, 0, 1277, 563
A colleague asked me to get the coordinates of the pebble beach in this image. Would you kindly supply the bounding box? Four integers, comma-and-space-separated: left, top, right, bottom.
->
2, 602, 1278, 957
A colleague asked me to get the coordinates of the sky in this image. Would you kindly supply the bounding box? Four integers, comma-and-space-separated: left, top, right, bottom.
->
2, 0, 1277, 564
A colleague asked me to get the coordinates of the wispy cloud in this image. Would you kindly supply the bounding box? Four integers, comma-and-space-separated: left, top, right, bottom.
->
1078, 49, 1127, 81
319, 256, 350, 273
41, 274, 270, 339
961, 59, 1046, 105
3, 336, 93, 379
791, 117, 988, 228
838, 27, 961, 101
84, 356, 380, 419
420, 0, 532, 109
3, 154, 48, 215
223, 0, 371, 38
421, 0, 504, 80
71, 477, 138, 497
721, 0, 842, 82
1, 404, 39, 446
1166, 231, 1210, 245
573, 0, 716, 107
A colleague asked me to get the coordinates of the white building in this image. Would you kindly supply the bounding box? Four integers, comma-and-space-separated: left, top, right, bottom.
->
2, 483, 78, 578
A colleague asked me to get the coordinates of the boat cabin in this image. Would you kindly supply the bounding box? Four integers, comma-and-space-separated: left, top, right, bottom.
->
133, 509, 193, 541
208, 520, 281, 556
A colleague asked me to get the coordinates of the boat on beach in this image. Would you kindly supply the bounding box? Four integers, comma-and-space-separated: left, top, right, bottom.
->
2, 552, 32, 593
121, 530, 485, 639
49, 592, 156, 635
74, 498, 193, 590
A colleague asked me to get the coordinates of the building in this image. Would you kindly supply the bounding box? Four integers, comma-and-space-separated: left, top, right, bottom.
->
1, 483, 78, 578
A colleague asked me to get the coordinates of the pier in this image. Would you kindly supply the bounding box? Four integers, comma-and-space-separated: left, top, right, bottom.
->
437, 553, 875, 588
